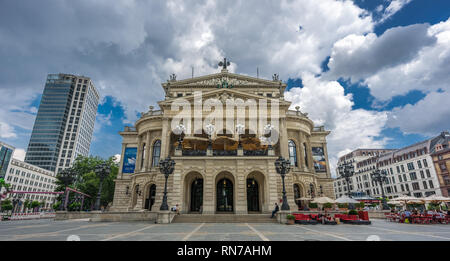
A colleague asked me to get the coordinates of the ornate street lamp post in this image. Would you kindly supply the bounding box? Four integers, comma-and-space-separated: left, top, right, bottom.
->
308, 183, 315, 198
274, 156, 291, 211
94, 162, 111, 211
338, 161, 354, 198
338, 161, 355, 209
159, 157, 176, 211
371, 168, 390, 210
12, 193, 24, 214
58, 168, 77, 211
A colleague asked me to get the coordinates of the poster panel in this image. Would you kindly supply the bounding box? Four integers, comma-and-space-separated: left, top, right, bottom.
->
312, 146, 327, 172
122, 147, 137, 174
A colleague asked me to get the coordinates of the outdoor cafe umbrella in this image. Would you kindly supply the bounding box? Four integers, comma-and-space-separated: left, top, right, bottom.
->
335, 196, 359, 204
423, 195, 450, 211
423, 195, 450, 203
394, 195, 422, 209
388, 200, 403, 205
406, 199, 425, 204
312, 197, 335, 204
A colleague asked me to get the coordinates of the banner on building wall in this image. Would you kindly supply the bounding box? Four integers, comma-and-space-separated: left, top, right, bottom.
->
312, 147, 327, 172
122, 147, 137, 174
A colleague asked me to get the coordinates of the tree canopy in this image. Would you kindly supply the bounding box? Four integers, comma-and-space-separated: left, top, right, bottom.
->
55, 155, 118, 210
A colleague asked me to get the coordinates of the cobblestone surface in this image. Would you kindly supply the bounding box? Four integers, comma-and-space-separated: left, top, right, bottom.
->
0, 219, 449, 241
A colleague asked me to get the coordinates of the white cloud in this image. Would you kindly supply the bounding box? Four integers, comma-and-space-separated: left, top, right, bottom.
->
0, 0, 374, 125
113, 154, 121, 164
324, 17, 450, 137
326, 23, 435, 82
12, 148, 26, 161
285, 74, 388, 177
387, 90, 450, 135
378, 0, 412, 23
0, 121, 16, 138
364, 18, 450, 101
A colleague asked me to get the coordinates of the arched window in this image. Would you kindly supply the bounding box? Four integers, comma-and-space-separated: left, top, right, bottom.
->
288, 140, 298, 167
151, 140, 161, 167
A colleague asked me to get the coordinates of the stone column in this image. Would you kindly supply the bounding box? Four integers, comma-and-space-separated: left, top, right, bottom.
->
171, 167, 182, 212
135, 135, 143, 173
268, 161, 280, 209
203, 160, 215, 214
144, 132, 151, 171
235, 165, 247, 214
119, 144, 126, 179
298, 133, 307, 171
322, 142, 332, 178
279, 117, 289, 158
161, 118, 170, 158
306, 141, 314, 170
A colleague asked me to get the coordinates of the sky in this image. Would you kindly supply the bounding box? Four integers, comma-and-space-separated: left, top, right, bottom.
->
0, 0, 449, 177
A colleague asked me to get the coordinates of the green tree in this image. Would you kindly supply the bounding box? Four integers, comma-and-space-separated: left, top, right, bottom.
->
55, 155, 118, 211
30, 201, 40, 212
1, 199, 13, 212
52, 202, 61, 210
75, 156, 118, 209
23, 199, 30, 212
359, 202, 365, 209
0, 178, 11, 194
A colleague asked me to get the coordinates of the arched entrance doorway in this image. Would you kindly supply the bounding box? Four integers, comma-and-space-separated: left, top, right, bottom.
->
293, 184, 302, 210
216, 178, 233, 212
247, 178, 259, 212
190, 178, 203, 212
144, 184, 156, 211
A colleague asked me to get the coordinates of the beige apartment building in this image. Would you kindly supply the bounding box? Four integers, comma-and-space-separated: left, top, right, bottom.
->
111, 62, 334, 215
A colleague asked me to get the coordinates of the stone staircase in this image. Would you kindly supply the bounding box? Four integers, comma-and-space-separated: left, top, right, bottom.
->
172, 213, 278, 223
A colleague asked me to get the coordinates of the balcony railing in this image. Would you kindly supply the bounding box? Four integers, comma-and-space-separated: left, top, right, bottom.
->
244, 150, 268, 156
182, 150, 207, 156
213, 150, 237, 156
177, 149, 269, 157
287, 110, 308, 117
313, 126, 326, 132
123, 126, 137, 132
142, 110, 162, 117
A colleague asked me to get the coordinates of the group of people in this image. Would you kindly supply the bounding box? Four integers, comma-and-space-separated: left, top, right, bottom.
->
390, 207, 449, 223
270, 202, 336, 224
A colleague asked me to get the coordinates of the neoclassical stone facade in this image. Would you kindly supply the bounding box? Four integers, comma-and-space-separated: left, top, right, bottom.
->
111, 65, 334, 215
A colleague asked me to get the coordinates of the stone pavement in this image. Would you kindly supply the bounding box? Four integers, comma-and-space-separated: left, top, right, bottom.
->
0, 219, 449, 241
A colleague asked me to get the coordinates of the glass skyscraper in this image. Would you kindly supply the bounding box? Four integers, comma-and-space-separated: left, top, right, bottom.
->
25, 74, 99, 173
0, 141, 15, 179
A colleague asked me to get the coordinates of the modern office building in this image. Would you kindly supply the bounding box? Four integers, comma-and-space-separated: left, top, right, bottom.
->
5, 158, 57, 210
0, 141, 15, 179
25, 74, 99, 173
334, 132, 449, 199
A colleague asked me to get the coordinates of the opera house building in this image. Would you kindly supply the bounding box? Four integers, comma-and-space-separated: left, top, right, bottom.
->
110, 61, 334, 216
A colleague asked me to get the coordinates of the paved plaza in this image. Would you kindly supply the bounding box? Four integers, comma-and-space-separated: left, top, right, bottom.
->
0, 219, 449, 241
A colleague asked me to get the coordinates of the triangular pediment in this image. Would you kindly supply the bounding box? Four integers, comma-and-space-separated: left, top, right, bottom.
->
159, 88, 291, 107
162, 70, 285, 88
